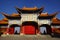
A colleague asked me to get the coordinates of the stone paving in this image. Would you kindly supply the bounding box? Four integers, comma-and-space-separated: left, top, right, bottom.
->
0, 35, 60, 40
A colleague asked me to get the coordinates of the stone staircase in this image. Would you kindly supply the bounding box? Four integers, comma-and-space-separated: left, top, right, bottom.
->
0, 35, 60, 40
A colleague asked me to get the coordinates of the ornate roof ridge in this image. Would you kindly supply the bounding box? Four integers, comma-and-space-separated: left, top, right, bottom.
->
22, 6, 38, 10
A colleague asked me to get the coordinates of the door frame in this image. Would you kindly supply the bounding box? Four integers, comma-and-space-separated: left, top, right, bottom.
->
10, 24, 20, 34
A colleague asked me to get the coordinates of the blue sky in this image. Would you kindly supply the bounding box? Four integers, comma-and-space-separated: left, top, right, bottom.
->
0, 0, 60, 19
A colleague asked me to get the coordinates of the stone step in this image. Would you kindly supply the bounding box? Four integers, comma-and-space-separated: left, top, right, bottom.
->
0, 35, 60, 40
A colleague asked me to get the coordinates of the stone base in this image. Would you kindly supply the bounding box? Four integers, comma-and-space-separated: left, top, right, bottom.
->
7, 33, 9, 35
20, 33, 25, 35
36, 33, 40, 35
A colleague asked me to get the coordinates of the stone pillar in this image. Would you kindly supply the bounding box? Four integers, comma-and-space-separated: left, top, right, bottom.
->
20, 26, 24, 35
6, 25, 9, 35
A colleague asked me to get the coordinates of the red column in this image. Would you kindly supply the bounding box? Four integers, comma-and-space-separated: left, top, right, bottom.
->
36, 29, 37, 34
22, 26, 24, 34
36, 27, 40, 35
20, 26, 25, 35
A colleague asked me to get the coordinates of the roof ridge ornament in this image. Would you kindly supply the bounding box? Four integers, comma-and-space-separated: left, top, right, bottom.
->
38, 7, 44, 14
15, 6, 22, 14
22, 6, 37, 9
34, 6, 37, 8
50, 12, 59, 17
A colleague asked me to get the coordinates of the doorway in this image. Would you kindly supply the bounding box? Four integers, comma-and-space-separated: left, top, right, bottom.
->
40, 24, 52, 35
40, 27, 47, 34
14, 27, 20, 34
22, 21, 38, 35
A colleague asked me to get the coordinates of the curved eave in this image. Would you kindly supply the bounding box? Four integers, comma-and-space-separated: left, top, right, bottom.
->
4, 15, 21, 20
0, 24, 8, 26
38, 12, 58, 19
6, 16, 21, 19
50, 12, 58, 17
51, 22, 60, 25
38, 16, 54, 19
1, 13, 21, 19
16, 7, 44, 14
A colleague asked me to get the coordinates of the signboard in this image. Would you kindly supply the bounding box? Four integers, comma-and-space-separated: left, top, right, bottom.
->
38, 19, 51, 25
21, 14, 38, 22
9, 20, 20, 25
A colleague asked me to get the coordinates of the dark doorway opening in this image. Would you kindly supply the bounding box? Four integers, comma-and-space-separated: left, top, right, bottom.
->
22, 21, 38, 35
10, 24, 20, 34
40, 24, 52, 35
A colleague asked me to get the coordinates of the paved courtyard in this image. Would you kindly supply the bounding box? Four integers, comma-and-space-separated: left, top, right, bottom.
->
0, 35, 60, 40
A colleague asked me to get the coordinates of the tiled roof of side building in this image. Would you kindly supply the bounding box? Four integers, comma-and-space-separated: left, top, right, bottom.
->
0, 20, 8, 24
2, 18, 8, 21
52, 17, 60, 24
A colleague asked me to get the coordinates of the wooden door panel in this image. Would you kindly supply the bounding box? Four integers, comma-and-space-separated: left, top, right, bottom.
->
23, 25, 35, 34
